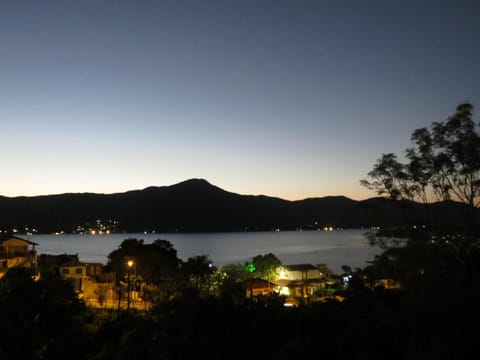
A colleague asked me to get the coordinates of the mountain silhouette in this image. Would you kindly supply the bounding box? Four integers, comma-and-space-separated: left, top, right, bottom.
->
0, 178, 471, 233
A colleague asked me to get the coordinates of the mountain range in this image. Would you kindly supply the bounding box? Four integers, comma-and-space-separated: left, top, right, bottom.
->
0, 178, 471, 234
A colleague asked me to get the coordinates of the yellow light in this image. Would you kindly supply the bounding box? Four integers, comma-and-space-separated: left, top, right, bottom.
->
280, 286, 290, 295
127, 260, 134, 268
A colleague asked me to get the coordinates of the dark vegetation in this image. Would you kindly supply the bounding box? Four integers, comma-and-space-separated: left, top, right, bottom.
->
1, 233, 478, 360
1, 103, 479, 359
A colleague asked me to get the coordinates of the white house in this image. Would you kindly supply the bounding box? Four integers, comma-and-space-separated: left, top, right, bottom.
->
275, 264, 333, 299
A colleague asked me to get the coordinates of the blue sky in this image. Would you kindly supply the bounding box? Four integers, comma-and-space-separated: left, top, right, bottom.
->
1, 0, 479, 200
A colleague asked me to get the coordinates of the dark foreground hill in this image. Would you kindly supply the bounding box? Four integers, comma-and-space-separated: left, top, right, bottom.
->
0, 179, 472, 233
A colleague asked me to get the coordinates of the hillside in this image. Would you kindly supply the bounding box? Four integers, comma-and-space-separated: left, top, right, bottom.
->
0, 179, 471, 233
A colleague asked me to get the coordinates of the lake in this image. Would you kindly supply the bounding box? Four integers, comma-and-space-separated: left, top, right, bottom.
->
24, 229, 382, 274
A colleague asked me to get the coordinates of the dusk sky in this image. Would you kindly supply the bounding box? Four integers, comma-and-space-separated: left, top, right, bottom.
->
1, 0, 479, 201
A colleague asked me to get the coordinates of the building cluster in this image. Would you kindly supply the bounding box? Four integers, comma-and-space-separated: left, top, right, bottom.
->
0, 219, 121, 237
73, 219, 120, 235
0, 235, 108, 306
243, 263, 342, 306
0, 235, 397, 308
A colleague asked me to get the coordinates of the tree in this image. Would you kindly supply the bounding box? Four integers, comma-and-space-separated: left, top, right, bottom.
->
106, 238, 181, 301
0, 268, 89, 359
181, 255, 215, 295
361, 103, 480, 284
251, 253, 282, 280
360, 153, 410, 200
362, 103, 480, 209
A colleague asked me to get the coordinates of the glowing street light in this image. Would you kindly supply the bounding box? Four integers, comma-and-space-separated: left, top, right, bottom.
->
127, 259, 134, 310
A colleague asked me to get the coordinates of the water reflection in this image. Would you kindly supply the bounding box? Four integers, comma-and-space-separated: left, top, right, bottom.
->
27, 229, 381, 273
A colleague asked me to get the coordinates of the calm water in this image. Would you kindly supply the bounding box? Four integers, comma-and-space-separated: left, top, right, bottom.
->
24, 229, 381, 274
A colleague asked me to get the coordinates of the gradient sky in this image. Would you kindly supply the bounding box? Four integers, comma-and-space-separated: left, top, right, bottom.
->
1, 0, 479, 201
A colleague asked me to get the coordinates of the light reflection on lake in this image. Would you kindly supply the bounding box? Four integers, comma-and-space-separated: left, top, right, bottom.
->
25, 229, 381, 273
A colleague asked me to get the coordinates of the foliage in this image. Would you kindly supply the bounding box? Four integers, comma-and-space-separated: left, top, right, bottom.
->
363, 227, 413, 251
0, 268, 90, 359
3, 229, 480, 359
251, 253, 282, 280
106, 238, 181, 300
361, 103, 480, 208
181, 255, 215, 296
83, 283, 480, 360
361, 103, 480, 285
360, 153, 408, 200
94, 284, 108, 307
213, 263, 251, 302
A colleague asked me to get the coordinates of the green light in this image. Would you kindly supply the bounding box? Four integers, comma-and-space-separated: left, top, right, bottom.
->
246, 263, 256, 273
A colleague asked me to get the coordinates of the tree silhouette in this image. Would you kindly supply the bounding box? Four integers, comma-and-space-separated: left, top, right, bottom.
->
362, 103, 480, 209
181, 255, 215, 296
106, 238, 181, 302
252, 253, 282, 280
0, 268, 89, 359
361, 103, 480, 284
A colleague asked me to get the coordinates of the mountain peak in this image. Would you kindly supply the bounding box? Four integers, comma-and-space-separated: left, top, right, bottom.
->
174, 178, 212, 187
141, 179, 213, 193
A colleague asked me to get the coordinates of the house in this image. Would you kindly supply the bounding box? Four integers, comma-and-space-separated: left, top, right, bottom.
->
59, 259, 87, 279
277, 264, 324, 281
242, 278, 277, 298
37, 253, 79, 275
275, 264, 334, 300
373, 278, 401, 289
316, 263, 334, 277
85, 262, 103, 278
59, 259, 87, 292
0, 235, 38, 278
58, 259, 105, 294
